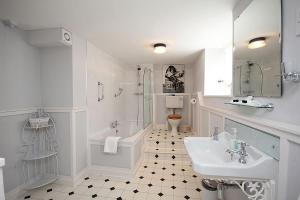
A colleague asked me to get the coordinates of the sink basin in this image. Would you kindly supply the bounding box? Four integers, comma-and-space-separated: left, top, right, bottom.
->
184, 134, 276, 180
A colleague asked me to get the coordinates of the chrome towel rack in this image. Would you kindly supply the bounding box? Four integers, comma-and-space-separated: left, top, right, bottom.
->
98, 82, 104, 102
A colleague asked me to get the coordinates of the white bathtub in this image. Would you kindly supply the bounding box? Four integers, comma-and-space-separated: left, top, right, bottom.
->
89, 122, 150, 170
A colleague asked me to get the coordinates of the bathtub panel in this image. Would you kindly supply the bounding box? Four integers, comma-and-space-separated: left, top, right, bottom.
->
91, 144, 132, 168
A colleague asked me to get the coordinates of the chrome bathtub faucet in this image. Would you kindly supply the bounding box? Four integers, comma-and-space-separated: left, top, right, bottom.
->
111, 120, 120, 129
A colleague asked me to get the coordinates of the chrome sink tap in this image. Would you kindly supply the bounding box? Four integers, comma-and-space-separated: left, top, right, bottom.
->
212, 127, 219, 141
238, 142, 249, 164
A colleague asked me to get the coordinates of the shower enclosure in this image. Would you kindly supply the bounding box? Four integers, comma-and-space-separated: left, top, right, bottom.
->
143, 68, 153, 128
134, 66, 153, 132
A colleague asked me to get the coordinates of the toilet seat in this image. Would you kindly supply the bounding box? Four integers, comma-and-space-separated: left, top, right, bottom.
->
168, 114, 182, 119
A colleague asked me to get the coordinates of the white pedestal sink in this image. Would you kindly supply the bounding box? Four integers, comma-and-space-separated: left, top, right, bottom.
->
184, 135, 276, 180
184, 133, 276, 200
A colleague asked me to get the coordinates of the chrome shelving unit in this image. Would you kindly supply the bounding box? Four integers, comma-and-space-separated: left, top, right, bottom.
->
21, 110, 59, 190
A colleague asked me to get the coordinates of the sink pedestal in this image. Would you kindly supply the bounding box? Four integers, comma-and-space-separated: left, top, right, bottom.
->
230, 179, 275, 200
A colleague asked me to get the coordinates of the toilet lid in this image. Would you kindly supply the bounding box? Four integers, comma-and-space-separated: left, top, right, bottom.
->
168, 114, 182, 119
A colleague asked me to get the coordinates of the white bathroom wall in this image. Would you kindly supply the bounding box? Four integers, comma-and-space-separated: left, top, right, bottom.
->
0, 23, 42, 192
40, 46, 73, 107
0, 23, 41, 111
87, 42, 126, 136
72, 35, 87, 108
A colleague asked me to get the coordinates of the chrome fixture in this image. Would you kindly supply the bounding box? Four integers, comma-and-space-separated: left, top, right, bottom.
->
114, 88, 123, 97
225, 141, 249, 164
212, 127, 219, 141
281, 62, 300, 82
238, 142, 249, 164
98, 82, 104, 102
1, 19, 18, 29
226, 149, 237, 161
110, 120, 120, 129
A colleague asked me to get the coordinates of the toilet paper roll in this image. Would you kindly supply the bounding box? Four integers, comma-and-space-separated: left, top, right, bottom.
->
190, 98, 197, 104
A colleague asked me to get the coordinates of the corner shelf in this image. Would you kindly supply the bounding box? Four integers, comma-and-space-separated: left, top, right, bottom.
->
21, 110, 59, 190
25, 174, 58, 190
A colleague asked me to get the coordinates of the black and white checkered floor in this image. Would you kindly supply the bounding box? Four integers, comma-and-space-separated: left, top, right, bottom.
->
13, 129, 202, 200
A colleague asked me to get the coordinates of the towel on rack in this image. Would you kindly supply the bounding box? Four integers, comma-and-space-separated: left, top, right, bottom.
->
104, 136, 121, 153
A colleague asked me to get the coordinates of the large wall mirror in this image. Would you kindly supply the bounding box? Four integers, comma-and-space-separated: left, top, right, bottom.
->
233, 0, 282, 97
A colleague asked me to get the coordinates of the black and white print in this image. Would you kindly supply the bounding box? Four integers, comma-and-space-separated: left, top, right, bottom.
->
163, 65, 185, 93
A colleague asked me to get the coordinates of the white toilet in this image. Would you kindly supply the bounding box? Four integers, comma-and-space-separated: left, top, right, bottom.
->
166, 96, 183, 135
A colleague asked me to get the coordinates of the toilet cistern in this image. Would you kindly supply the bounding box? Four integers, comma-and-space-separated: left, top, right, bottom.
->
166, 95, 183, 135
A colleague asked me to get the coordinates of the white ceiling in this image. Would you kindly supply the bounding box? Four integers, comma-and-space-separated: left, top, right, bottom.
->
0, 0, 237, 65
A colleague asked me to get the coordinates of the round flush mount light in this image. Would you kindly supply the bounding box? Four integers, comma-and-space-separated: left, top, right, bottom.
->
153, 43, 167, 54
248, 37, 266, 49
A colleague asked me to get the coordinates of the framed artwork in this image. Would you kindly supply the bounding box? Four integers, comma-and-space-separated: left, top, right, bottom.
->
163, 64, 185, 93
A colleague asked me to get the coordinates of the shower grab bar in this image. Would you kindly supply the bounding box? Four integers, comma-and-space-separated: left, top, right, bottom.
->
98, 82, 104, 102
114, 88, 124, 97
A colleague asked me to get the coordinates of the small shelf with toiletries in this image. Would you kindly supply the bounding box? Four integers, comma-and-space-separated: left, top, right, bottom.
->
225, 96, 274, 111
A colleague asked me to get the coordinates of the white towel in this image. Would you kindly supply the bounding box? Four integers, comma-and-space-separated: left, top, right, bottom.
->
104, 136, 121, 153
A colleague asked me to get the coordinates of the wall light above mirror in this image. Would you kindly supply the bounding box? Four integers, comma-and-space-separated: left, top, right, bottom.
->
233, 0, 282, 97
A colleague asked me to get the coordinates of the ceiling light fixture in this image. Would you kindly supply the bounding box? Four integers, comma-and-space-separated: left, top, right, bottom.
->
248, 37, 266, 49
153, 43, 167, 54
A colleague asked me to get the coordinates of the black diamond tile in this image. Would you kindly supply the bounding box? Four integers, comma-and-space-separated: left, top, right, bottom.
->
105, 179, 110, 182
155, 154, 159, 158
196, 188, 201, 192
110, 187, 115, 191
24, 195, 31, 199
158, 192, 164, 197
84, 177, 90, 180
160, 178, 165, 181
156, 141, 159, 144
172, 155, 176, 159
116, 197, 122, 200
184, 195, 190, 199
179, 137, 182, 139
133, 189, 139, 193
144, 165, 148, 168
182, 180, 187, 183
69, 192, 74, 195
193, 175, 197, 178
172, 149, 175, 151
172, 163, 175, 166
171, 186, 176, 189
162, 167, 166, 170
47, 188, 53, 192
155, 148, 159, 150
152, 171, 156, 174
171, 141, 175, 145
92, 194, 97, 198
126, 181, 131, 184
139, 176, 144, 179
154, 162, 158, 164
181, 169, 185, 171
88, 185, 93, 188
171, 173, 176, 176
148, 183, 153, 187
157, 134, 160, 136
